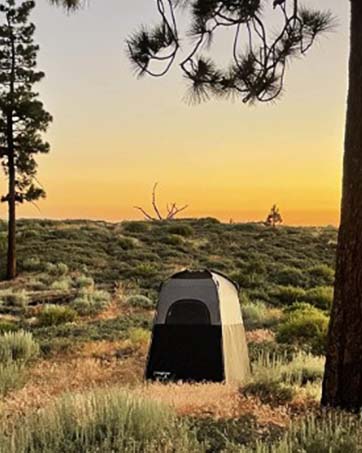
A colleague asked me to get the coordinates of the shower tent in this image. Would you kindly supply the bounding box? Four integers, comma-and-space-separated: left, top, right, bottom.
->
145, 270, 250, 384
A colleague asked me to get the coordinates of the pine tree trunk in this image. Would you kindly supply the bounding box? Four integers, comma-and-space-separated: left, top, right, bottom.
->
6, 20, 16, 281
321, 0, 362, 409
7, 130, 16, 281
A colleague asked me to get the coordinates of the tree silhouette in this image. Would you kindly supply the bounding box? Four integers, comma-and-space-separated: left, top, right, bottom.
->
127, 1, 362, 410
134, 183, 188, 221
265, 204, 283, 228
127, 1, 332, 104
0, 0, 52, 279
48, 0, 82, 9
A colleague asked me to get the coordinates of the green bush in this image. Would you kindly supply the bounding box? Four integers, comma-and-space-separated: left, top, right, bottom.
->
242, 301, 282, 330
243, 380, 295, 406
271, 285, 306, 305
160, 234, 184, 246
122, 221, 150, 233
37, 305, 77, 327
231, 272, 265, 289
0, 388, 201, 453
74, 274, 95, 289
0, 331, 39, 364
126, 295, 154, 310
307, 264, 334, 286
303, 286, 333, 310
0, 362, 25, 397
274, 266, 308, 287
239, 413, 362, 453
118, 236, 136, 250
45, 263, 69, 277
128, 327, 150, 348
0, 320, 18, 333
189, 415, 283, 453
134, 263, 159, 278
167, 224, 194, 237
0, 290, 29, 308
71, 290, 111, 316
21, 257, 44, 272
247, 349, 324, 405
276, 305, 329, 355
50, 277, 72, 291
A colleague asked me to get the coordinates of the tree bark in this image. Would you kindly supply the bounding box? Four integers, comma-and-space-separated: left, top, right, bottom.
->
7, 121, 16, 281
6, 17, 16, 281
322, 0, 362, 409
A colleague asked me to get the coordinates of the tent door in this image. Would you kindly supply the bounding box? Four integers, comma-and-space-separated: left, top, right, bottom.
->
146, 299, 223, 382
166, 299, 211, 325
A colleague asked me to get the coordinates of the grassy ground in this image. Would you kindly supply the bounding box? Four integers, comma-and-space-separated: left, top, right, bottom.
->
0, 218, 350, 452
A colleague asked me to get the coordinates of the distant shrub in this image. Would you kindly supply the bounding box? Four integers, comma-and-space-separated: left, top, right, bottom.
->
242, 301, 282, 330
22, 257, 44, 272
0, 331, 39, 364
189, 415, 277, 453
239, 413, 362, 453
71, 290, 111, 316
231, 272, 265, 289
40, 338, 74, 358
128, 327, 150, 348
0, 362, 25, 396
37, 305, 77, 327
248, 341, 297, 363
160, 234, 184, 246
0, 320, 18, 333
123, 221, 150, 233
92, 290, 111, 306
0, 388, 200, 453
243, 380, 295, 406
135, 263, 159, 278
45, 262, 69, 277
271, 285, 306, 305
273, 266, 308, 287
303, 286, 333, 310
281, 352, 324, 386
51, 277, 72, 291
283, 302, 316, 314
307, 264, 334, 286
248, 349, 324, 406
196, 217, 221, 226
167, 224, 194, 237
239, 292, 251, 305
126, 295, 154, 310
0, 290, 29, 308
276, 305, 329, 355
118, 236, 136, 250
74, 275, 94, 290
20, 229, 41, 240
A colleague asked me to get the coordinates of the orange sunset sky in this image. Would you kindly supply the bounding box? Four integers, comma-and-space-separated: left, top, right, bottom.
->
3, 0, 350, 226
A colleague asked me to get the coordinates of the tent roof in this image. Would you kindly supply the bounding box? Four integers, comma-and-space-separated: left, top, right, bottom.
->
170, 269, 239, 290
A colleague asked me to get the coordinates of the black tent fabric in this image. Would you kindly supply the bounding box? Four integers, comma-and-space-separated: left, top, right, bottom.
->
146, 325, 223, 382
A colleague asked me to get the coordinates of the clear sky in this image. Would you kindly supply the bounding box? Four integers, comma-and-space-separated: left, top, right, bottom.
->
5, 0, 350, 225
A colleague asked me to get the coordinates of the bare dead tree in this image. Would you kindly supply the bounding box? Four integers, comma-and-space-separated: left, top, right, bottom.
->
134, 183, 188, 221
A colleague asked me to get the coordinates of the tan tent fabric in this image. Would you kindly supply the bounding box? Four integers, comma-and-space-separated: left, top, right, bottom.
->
213, 273, 250, 383
212, 273, 243, 325
146, 269, 251, 384
221, 324, 251, 384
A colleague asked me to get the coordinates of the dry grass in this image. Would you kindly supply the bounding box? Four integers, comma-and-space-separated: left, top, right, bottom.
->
94, 299, 123, 321
135, 383, 290, 427
246, 329, 275, 344
0, 351, 145, 422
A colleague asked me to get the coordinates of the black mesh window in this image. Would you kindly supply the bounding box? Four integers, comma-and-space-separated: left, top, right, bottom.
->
166, 300, 211, 325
